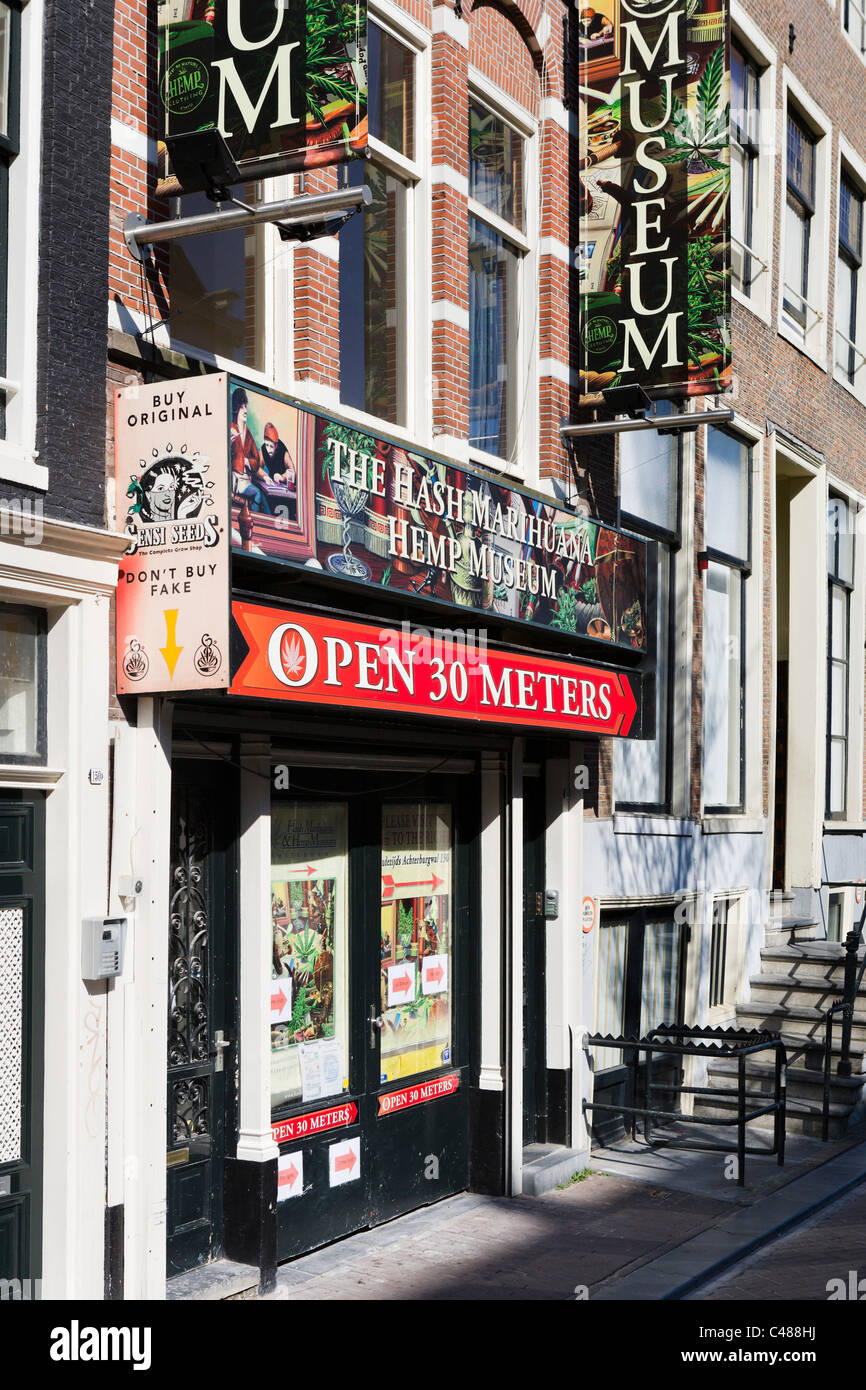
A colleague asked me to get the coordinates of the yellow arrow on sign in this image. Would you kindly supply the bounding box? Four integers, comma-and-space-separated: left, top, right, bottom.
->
160, 609, 183, 678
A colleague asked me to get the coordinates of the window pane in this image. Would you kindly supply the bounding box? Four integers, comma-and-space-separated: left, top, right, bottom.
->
828, 496, 855, 583
703, 563, 743, 808
339, 162, 408, 424
0, 608, 39, 758
840, 178, 863, 258
639, 920, 680, 1036
830, 583, 849, 659
615, 547, 670, 806
830, 660, 847, 737
270, 802, 349, 1110
706, 428, 749, 560
783, 196, 807, 321
380, 803, 453, 1082
620, 409, 677, 531
828, 738, 846, 815
170, 188, 264, 369
0, 4, 9, 140
592, 920, 629, 1070
469, 100, 524, 231
368, 21, 414, 160
836, 258, 856, 376
469, 214, 519, 459
787, 114, 814, 201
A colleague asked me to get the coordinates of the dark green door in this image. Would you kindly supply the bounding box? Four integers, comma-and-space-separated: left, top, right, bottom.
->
272, 768, 474, 1263
522, 769, 546, 1145
166, 761, 236, 1278
0, 792, 44, 1290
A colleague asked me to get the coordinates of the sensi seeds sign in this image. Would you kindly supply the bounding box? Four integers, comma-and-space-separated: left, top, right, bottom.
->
158, 0, 368, 182
578, 0, 731, 399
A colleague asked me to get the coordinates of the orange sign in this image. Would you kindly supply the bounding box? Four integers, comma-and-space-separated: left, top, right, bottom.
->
114, 376, 231, 695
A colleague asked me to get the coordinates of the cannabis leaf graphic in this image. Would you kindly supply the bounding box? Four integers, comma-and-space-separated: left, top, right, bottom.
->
660, 46, 729, 173
280, 631, 306, 681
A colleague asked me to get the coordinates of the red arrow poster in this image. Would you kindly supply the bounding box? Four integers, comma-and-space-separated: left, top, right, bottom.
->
378, 1073, 460, 1117
329, 1136, 361, 1187
277, 1151, 303, 1201
271, 1101, 357, 1146
387, 960, 417, 1008
230, 602, 641, 737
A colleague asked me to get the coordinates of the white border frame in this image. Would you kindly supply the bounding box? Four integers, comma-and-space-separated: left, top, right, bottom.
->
730, 3, 777, 327
832, 137, 866, 404
778, 70, 832, 371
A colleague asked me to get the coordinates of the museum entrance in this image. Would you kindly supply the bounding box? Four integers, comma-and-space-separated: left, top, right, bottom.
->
270, 764, 476, 1263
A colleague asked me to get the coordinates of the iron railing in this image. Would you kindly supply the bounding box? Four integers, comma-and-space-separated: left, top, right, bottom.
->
584, 1024, 787, 1186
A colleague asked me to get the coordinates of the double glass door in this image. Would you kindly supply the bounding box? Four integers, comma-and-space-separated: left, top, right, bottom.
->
270, 769, 472, 1262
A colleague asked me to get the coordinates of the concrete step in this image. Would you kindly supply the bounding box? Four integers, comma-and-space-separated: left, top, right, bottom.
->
705, 1056, 866, 1108
736, 1003, 866, 1048
521, 1144, 589, 1196
759, 943, 857, 982
693, 1091, 854, 1140
748, 973, 846, 1011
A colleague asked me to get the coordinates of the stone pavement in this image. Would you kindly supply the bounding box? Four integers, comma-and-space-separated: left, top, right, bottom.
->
262, 1125, 866, 1301
689, 1183, 866, 1300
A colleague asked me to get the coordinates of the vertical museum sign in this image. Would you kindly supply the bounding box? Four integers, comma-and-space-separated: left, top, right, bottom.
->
115, 375, 231, 696
578, 0, 731, 399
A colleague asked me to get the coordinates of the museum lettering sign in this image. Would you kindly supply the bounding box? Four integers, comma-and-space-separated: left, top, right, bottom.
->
157, 0, 367, 182
578, 0, 731, 399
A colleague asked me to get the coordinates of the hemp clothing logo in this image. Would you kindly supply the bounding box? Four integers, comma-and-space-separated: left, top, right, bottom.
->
580, 316, 618, 354
49, 1321, 152, 1372
161, 56, 210, 115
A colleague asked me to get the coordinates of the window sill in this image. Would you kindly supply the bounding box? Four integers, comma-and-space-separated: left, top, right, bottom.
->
701, 815, 764, 834
0, 442, 48, 491
777, 317, 827, 373
612, 814, 693, 837
732, 282, 771, 327
0, 764, 63, 790
823, 821, 866, 833
832, 363, 866, 407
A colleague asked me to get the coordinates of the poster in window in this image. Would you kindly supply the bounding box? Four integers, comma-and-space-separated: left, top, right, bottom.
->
157, 0, 368, 187
578, 0, 732, 401
271, 801, 349, 1110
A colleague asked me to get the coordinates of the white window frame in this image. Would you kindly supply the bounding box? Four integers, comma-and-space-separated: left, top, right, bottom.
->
0, 0, 45, 489
824, 477, 866, 829
312, 0, 429, 446
833, 138, 866, 403
730, 4, 776, 326
467, 66, 538, 487
841, 0, 866, 60
778, 72, 831, 369
706, 892, 747, 1023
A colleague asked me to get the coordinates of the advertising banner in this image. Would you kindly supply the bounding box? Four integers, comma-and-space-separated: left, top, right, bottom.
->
157, 0, 367, 182
229, 381, 648, 655
115, 376, 231, 696
578, 0, 731, 400
230, 601, 642, 737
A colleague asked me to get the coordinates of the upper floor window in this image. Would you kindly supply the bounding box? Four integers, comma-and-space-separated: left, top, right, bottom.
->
783, 112, 816, 333
703, 428, 751, 813
844, 0, 866, 53
339, 19, 418, 426
468, 97, 528, 467
827, 493, 855, 818
731, 41, 761, 296
0, 604, 45, 764
615, 406, 679, 812
835, 174, 865, 385
0, 1, 20, 439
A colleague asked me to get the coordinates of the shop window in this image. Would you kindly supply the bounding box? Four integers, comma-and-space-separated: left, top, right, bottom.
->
339, 20, 417, 427
170, 185, 265, 371
827, 493, 855, 819
708, 894, 743, 1011
0, 1, 20, 441
702, 428, 751, 812
731, 41, 762, 297
827, 889, 847, 943
783, 109, 819, 339
0, 604, 45, 763
614, 405, 679, 811
468, 97, 529, 468
835, 172, 866, 387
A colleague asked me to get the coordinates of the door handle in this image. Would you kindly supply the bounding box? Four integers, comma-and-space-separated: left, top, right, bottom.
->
211, 1029, 231, 1072
369, 1005, 384, 1050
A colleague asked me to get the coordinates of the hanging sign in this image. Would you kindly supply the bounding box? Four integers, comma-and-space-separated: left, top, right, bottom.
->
377, 1073, 460, 1117
578, 0, 731, 399
229, 379, 648, 654
271, 1099, 357, 1145
157, 0, 368, 184
114, 375, 231, 695
230, 601, 642, 737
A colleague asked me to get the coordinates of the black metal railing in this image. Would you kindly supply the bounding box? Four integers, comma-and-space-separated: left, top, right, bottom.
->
837, 898, 866, 1079
584, 1024, 787, 1186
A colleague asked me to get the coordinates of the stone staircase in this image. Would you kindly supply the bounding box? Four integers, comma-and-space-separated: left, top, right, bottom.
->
695, 897, 866, 1139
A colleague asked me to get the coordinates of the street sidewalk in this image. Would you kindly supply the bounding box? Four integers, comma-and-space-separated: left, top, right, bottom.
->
256, 1122, 866, 1301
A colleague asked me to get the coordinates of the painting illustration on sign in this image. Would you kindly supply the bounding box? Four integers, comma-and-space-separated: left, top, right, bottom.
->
379, 804, 453, 1084
578, 0, 731, 400
230, 380, 648, 653
270, 802, 349, 1109
157, 0, 368, 182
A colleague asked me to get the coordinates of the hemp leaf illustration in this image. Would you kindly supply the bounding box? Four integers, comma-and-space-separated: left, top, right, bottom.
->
660, 47, 729, 172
